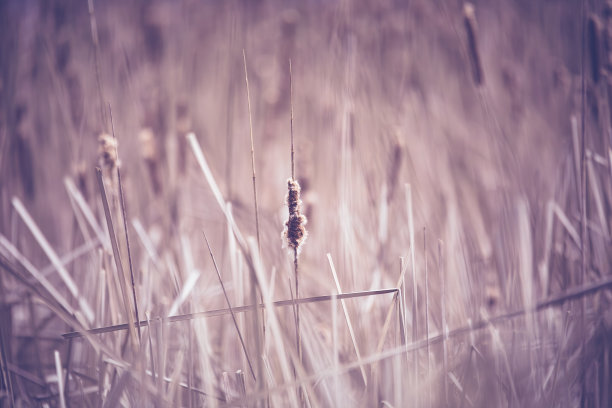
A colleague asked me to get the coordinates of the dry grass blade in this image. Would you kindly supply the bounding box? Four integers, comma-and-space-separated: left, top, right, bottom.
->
102, 369, 130, 408
144, 312, 157, 387
64, 177, 110, 251
54, 350, 67, 408
248, 238, 302, 407
0, 317, 15, 407
40, 239, 100, 276
586, 155, 609, 238
326, 253, 367, 387
166, 271, 200, 318
480, 310, 519, 404
7, 363, 45, 387
167, 350, 185, 403
0, 249, 160, 407
131, 219, 161, 265
405, 184, 417, 339
331, 291, 339, 407
464, 3, 484, 86
439, 240, 448, 405
423, 228, 431, 407
202, 231, 256, 381
242, 52, 266, 397
187, 133, 249, 252
95, 167, 138, 348
0, 248, 107, 356
551, 202, 581, 247
374, 258, 408, 362
12, 197, 94, 323
187, 130, 265, 391
63, 288, 398, 338
109, 104, 141, 342
547, 311, 571, 407
242, 49, 261, 255
448, 372, 474, 407
0, 234, 76, 318
142, 368, 225, 401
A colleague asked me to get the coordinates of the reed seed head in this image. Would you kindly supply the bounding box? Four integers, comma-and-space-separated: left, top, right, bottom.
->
98, 133, 119, 170
284, 178, 308, 253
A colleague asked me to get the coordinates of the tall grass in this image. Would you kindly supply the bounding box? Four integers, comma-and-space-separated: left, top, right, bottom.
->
0, 0, 611, 407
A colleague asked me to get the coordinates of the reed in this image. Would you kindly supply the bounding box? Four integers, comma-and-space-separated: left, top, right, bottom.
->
2, 2, 612, 406
463, 3, 484, 86
588, 14, 602, 84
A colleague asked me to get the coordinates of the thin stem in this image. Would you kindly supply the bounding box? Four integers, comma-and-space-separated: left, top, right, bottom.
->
294, 246, 301, 366
87, 0, 107, 129
327, 253, 368, 386
203, 231, 256, 381
290, 59, 295, 180
63, 288, 399, 338
242, 49, 261, 255
289, 59, 302, 393
424, 228, 430, 408
54, 350, 67, 408
242, 50, 265, 399
439, 240, 448, 406
580, 0, 588, 404
95, 168, 138, 348
109, 104, 141, 343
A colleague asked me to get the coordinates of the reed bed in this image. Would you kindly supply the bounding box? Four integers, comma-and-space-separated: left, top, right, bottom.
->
0, 0, 611, 407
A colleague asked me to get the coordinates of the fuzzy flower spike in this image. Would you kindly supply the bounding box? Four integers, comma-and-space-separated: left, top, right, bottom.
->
283, 178, 308, 254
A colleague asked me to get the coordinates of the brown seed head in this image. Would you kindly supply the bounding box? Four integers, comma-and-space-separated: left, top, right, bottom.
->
98, 133, 119, 170
284, 178, 308, 252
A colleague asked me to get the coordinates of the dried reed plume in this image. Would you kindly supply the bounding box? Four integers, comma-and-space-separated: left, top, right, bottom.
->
283, 178, 308, 253
98, 132, 119, 171
463, 3, 484, 86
